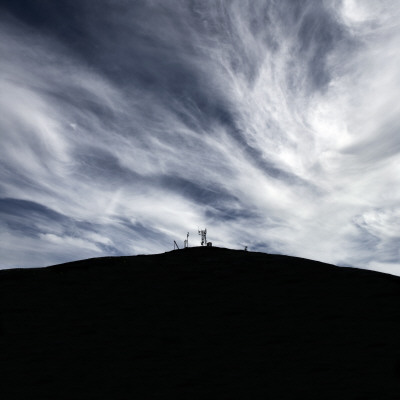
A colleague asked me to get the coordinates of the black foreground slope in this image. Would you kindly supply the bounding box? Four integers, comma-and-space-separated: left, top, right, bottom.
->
1, 247, 400, 399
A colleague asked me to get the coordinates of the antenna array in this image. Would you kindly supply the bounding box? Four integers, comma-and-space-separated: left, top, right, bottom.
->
198, 228, 207, 246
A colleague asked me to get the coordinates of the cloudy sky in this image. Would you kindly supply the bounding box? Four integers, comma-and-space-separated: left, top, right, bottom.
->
1, 0, 399, 274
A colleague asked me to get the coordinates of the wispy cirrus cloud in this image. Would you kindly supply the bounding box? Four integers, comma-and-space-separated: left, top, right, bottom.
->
0, 0, 399, 275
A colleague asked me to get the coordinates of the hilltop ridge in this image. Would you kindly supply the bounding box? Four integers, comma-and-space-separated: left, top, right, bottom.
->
1, 248, 400, 399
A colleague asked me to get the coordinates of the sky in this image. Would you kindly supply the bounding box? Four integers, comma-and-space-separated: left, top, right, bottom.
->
1, 0, 400, 275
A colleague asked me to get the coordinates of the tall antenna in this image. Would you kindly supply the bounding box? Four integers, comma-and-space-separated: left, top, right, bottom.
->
184, 232, 189, 248
198, 228, 207, 246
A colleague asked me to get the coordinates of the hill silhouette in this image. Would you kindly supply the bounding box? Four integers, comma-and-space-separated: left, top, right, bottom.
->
1, 247, 400, 399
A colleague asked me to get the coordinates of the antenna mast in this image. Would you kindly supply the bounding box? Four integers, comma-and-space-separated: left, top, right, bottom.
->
184, 232, 189, 248
198, 228, 207, 246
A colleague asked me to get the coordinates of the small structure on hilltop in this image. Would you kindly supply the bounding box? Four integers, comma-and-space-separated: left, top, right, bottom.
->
184, 232, 189, 248
198, 228, 212, 247
174, 229, 212, 250
198, 228, 207, 246
174, 232, 190, 250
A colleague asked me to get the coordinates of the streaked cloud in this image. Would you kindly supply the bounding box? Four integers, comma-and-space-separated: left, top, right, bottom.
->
0, 1, 399, 275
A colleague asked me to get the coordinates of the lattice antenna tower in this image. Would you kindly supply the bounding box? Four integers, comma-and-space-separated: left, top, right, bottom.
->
198, 228, 207, 246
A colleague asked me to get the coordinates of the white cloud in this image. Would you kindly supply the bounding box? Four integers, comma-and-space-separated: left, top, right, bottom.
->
40, 233, 100, 252
1, 2, 400, 275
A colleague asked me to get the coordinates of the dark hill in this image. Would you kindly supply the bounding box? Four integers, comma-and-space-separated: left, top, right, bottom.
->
1, 247, 400, 399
